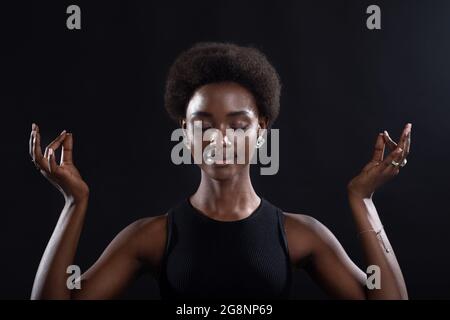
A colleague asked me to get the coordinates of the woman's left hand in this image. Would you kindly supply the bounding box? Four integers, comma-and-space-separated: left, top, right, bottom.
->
347, 123, 412, 199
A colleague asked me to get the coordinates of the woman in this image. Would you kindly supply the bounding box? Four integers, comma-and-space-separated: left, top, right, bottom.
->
29, 42, 410, 300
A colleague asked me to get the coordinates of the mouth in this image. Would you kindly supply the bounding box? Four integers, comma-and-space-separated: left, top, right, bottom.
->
212, 155, 237, 165
209, 151, 243, 165
205, 146, 238, 166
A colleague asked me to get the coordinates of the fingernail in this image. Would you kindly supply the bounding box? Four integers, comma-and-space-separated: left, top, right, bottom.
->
60, 130, 66, 135
48, 148, 54, 156
397, 148, 403, 153
32, 123, 36, 130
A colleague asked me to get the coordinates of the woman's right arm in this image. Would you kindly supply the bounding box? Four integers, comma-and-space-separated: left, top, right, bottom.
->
29, 124, 166, 299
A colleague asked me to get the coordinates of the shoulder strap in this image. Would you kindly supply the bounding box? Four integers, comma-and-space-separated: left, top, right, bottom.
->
276, 208, 290, 257
163, 208, 174, 259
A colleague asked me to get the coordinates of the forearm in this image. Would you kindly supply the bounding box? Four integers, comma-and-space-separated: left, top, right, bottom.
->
348, 193, 408, 299
31, 198, 88, 299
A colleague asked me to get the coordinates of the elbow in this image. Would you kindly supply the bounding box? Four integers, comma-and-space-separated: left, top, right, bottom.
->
363, 287, 409, 300
30, 288, 72, 300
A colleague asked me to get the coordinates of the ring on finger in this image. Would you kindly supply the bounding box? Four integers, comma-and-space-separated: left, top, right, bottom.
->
391, 160, 400, 167
400, 158, 407, 167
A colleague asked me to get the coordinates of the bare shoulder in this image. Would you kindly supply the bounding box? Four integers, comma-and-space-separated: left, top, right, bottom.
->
281, 212, 336, 267
119, 213, 169, 273
282, 212, 330, 236
131, 213, 168, 237
283, 212, 320, 229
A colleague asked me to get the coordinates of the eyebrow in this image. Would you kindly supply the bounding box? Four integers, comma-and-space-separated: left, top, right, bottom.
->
227, 110, 252, 117
190, 110, 252, 118
191, 111, 212, 118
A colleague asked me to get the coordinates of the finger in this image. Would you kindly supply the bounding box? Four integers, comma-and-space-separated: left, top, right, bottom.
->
29, 123, 36, 158
29, 133, 33, 158
362, 160, 381, 172
379, 146, 403, 174
44, 130, 67, 159
47, 148, 58, 174
404, 124, 412, 157
371, 133, 386, 162
32, 124, 46, 170
396, 123, 412, 160
61, 133, 73, 165
383, 130, 397, 150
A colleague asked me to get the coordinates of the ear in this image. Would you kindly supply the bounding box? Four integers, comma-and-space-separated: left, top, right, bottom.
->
258, 117, 268, 129
258, 117, 269, 135
180, 119, 191, 149
179, 119, 186, 130
180, 119, 188, 137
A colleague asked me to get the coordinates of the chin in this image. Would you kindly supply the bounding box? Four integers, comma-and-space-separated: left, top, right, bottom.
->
201, 163, 246, 181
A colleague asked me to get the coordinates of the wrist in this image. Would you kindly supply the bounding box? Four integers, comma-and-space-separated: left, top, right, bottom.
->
64, 194, 89, 207
347, 192, 382, 231
347, 187, 373, 202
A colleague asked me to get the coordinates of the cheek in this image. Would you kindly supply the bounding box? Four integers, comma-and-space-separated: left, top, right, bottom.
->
185, 125, 204, 153
188, 134, 208, 154
186, 132, 209, 163
234, 132, 258, 161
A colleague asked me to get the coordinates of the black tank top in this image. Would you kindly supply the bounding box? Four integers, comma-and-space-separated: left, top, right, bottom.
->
158, 196, 293, 299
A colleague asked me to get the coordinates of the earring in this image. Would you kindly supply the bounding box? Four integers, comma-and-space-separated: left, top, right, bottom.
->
255, 135, 265, 148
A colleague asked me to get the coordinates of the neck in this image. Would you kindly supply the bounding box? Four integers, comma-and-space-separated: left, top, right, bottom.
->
190, 168, 261, 219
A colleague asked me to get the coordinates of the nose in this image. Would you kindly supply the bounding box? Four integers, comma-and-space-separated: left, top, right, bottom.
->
205, 130, 234, 163
209, 130, 232, 147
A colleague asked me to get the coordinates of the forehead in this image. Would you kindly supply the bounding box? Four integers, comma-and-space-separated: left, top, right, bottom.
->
186, 82, 258, 118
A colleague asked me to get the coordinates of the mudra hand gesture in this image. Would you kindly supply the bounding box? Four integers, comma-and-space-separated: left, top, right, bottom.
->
347, 123, 412, 199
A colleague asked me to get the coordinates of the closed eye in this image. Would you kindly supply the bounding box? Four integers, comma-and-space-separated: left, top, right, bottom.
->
231, 125, 249, 130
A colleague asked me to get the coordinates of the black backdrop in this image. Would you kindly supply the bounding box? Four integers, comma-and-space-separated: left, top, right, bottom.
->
2, 0, 450, 299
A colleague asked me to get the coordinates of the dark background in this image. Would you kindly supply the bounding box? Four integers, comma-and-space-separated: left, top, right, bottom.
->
1, 0, 449, 299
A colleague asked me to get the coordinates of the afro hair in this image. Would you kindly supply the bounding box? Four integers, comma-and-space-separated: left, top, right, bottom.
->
164, 42, 281, 127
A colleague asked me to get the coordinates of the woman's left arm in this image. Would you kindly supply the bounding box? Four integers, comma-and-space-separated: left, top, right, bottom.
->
346, 193, 408, 299
290, 123, 411, 299
344, 123, 411, 299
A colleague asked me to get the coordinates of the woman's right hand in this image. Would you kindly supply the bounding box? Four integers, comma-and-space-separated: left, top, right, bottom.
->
29, 123, 89, 203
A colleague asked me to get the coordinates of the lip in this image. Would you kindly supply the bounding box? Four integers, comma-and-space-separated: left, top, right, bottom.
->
212, 155, 237, 165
